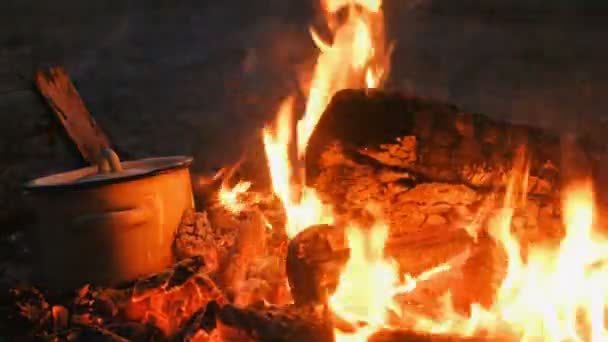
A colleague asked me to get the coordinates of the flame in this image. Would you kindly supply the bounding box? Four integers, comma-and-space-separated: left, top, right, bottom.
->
263, 98, 334, 237
217, 0, 608, 338
263, 97, 294, 215
403, 153, 608, 341
329, 221, 408, 342
263, 0, 389, 239
326, 145, 608, 341
297, 0, 388, 156
329, 223, 399, 341
221, 0, 608, 338
218, 180, 252, 214
329, 216, 455, 341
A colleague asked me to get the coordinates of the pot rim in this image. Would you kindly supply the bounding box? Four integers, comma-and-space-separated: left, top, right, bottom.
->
24, 155, 193, 192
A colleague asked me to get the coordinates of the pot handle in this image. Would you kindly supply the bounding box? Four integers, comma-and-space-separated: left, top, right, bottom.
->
70, 194, 162, 233
96, 148, 123, 173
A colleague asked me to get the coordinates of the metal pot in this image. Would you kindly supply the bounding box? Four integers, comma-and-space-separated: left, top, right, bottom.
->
24, 149, 194, 291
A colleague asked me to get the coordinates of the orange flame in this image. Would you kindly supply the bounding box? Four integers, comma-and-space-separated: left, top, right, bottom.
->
218, 180, 252, 214
263, 97, 294, 214
327, 145, 608, 341
227, 0, 608, 338
329, 214, 455, 341
406, 169, 608, 341
263, 0, 389, 239
297, 0, 388, 156
330, 221, 401, 342
263, 98, 334, 237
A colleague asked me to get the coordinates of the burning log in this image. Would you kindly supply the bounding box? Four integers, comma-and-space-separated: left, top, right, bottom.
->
306, 89, 579, 193
286, 224, 346, 305
286, 223, 503, 308
304, 89, 579, 238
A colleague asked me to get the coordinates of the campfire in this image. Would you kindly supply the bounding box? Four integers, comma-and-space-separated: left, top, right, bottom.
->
7, 1, 608, 341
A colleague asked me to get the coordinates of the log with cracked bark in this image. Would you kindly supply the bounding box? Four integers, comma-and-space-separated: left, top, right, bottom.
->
286, 223, 504, 309
304, 89, 608, 237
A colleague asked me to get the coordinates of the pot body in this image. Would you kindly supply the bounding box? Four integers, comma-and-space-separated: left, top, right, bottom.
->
27, 167, 193, 291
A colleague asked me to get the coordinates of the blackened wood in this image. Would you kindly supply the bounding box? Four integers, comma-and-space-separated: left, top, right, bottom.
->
368, 329, 508, 342
305, 89, 606, 197
214, 304, 500, 342
215, 303, 333, 342
35, 67, 111, 164
287, 224, 346, 305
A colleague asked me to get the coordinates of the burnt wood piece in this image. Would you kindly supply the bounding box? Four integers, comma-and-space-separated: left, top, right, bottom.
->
215, 303, 333, 342
35, 67, 111, 164
368, 329, 508, 342
306, 89, 605, 197
286, 224, 484, 306
215, 304, 501, 342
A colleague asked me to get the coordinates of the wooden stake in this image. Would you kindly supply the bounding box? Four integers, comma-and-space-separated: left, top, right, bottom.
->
35, 66, 111, 164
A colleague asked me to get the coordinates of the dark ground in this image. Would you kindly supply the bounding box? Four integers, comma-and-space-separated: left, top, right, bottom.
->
0, 0, 608, 227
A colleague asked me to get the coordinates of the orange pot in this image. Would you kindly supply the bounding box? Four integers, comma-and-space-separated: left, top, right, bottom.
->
24, 151, 194, 291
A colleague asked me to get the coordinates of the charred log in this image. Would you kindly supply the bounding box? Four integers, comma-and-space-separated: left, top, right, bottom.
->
368, 329, 507, 342
214, 303, 503, 342
286, 223, 502, 307
215, 303, 333, 342
305, 90, 574, 237
306, 89, 606, 195
286, 224, 347, 306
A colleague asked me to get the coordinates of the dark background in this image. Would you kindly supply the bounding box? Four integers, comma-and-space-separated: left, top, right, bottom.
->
1, 0, 608, 229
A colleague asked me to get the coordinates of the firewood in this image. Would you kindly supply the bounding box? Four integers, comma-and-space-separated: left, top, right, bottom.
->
368, 329, 508, 342
214, 303, 503, 342
305, 89, 603, 196
34, 67, 112, 164
305, 89, 573, 238
286, 224, 347, 305
286, 223, 486, 306
43, 325, 131, 342
215, 303, 334, 342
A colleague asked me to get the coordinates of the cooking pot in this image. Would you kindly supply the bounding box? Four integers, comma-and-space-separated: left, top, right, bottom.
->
24, 148, 194, 291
